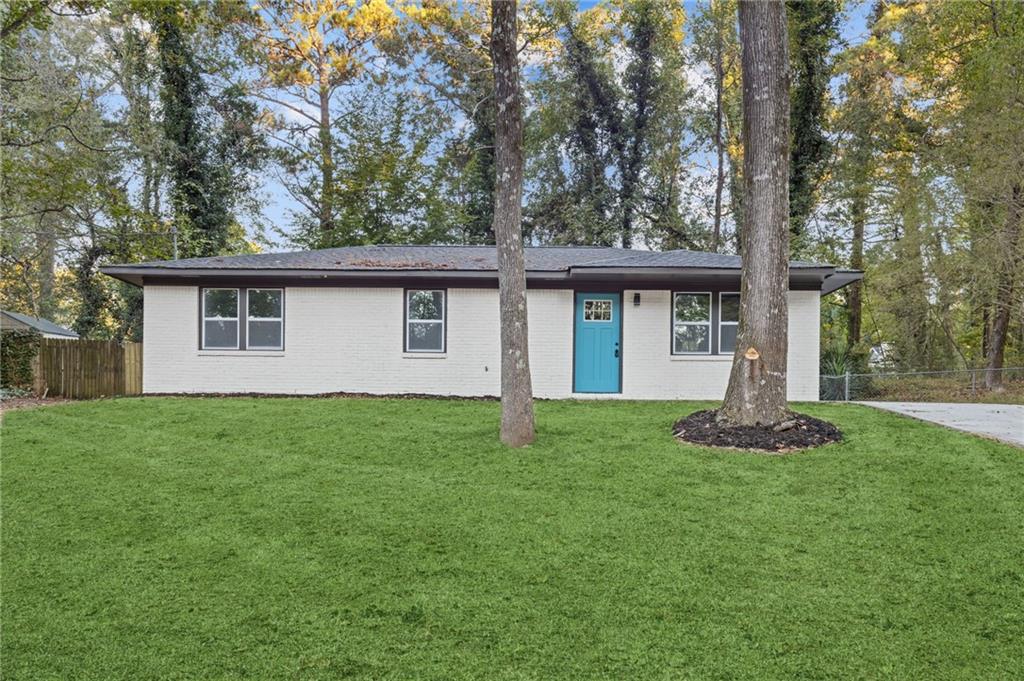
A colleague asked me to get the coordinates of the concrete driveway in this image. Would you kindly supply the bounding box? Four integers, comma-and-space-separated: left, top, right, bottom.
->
860, 402, 1024, 447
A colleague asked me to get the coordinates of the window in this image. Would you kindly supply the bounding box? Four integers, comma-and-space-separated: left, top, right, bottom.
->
672, 292, 711, 354
201, 288, 285, 351
247, 289, 283, 350
719, 293, 740, 353
202, 288, 239, 349
406, 289, 445, 352
583, 299, 613, 322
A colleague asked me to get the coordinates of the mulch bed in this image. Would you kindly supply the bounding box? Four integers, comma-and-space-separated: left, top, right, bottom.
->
672, 409, 842, 453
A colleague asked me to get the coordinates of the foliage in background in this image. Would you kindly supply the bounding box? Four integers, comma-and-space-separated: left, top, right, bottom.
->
0, 329, 41, 390
1, 0, 1022, 375
785, 0, 840, 257
526, 0, 690, 249
1, 0, 267, 341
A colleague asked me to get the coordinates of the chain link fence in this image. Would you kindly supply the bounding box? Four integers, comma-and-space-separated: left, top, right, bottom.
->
820, 367, 1024, 403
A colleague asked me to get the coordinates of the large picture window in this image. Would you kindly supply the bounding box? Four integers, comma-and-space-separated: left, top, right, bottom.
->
719, 293, 740, 353
406, 289, 445, 353
202, 288, 239, 349
247, 289, 283, 350
672, 292, 711, 354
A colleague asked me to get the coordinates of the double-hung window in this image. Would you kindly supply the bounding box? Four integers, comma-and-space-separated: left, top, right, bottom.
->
406, 289, 445, 353
202, 288, 240, 349
719, 292, 740, 353
201, 287, 284, 350
247, 289, 284, 350
672, 292, 711, 354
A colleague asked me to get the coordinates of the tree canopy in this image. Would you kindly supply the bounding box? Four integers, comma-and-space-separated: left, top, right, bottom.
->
1, 0, 1021, 376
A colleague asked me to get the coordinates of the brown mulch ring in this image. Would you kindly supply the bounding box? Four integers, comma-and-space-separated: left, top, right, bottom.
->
0, 396, 71, 414
673, 409, 842, 453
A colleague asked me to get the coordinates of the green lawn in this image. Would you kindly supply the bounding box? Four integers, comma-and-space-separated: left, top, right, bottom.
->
3, 398, 1022, 680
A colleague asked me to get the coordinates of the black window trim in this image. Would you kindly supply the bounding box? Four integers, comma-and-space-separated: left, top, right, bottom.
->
404, 288, 447, 354
718, 291, 740, 355
201, 287, 240, 350
200, 287, 285, 351
671, 291, 713, 356
246, 287, 285, 351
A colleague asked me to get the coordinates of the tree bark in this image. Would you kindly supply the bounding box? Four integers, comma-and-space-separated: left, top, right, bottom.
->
36, 217, 56, 319
318, 63, 335, 244
712, 17, 725, 253
718, 0, 791, 427
491, 0, 535, 447
847, 190, 865, 350
985, 183, 1022, 389
1, 1, 48, 40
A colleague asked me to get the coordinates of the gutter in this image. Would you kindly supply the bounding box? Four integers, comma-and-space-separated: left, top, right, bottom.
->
100, 265, 864, 295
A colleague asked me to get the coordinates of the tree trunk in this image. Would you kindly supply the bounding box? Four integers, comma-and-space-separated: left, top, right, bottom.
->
491, 0, 535, 447
847, 190, 865, 350
36, 217, 56, 319
981, 304, 989, 361
729, 158, 744, 253
718, 0, 791, 428
712, 20, 725, 253
985, 183, 1022, 389
318, 67, 334, 244
888, 164, 932, 370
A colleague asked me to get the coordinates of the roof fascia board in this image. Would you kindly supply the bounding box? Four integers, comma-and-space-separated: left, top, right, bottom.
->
568, 265, 835, 277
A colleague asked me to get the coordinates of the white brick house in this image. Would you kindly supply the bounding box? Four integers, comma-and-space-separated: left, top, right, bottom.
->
102, 245, 861, 400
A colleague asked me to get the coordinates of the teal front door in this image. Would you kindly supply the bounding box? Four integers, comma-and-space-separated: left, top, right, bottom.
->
574, 293, 621, 393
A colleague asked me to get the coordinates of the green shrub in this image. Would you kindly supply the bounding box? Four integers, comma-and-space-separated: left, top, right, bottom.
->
819, 343, 872, 400
1, 329, 41, 390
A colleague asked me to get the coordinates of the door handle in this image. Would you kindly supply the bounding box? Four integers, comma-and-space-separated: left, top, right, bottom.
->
614, 343, 620, 358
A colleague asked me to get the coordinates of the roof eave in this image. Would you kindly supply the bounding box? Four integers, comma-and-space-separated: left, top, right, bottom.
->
820, 269, 864, 296
100, 266, 571, 287
101, 264, 863, 295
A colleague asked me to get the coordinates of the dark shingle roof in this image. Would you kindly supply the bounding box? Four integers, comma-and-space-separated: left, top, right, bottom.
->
1, 310, 79, 338
117, 245, 831, 272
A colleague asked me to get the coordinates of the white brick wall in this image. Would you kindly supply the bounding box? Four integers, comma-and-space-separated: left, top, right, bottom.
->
619, 289, 819, 400
143, 285, 819, 400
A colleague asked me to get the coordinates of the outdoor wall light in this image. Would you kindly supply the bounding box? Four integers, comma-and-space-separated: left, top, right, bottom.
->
633, 292, 641, 306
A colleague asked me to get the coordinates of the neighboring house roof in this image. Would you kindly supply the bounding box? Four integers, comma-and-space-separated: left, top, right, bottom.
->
101, 245, 862, 294
0, 310, 79, 338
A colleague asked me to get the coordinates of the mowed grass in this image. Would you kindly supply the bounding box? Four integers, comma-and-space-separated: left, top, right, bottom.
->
2, 398, 1023, 680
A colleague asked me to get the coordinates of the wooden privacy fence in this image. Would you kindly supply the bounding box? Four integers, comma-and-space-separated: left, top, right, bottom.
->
34, 339, 142, 399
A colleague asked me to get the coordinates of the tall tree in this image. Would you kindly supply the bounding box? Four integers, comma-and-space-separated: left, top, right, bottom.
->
785, 0, 839, 256
330, 85, 461, 244
2, 3, 266, 337
893, 0, 1024, 383
691, 0, 741, 253
528, 0, 688, 248
718, 0, 790, 427
151, 2, 236, 258
490, 0, 535, 447
2, 7, 116, 324
241, 0, 400, 247
831, 7, 890, 355
405, 0, 500, 243
152, 3, 211, 257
